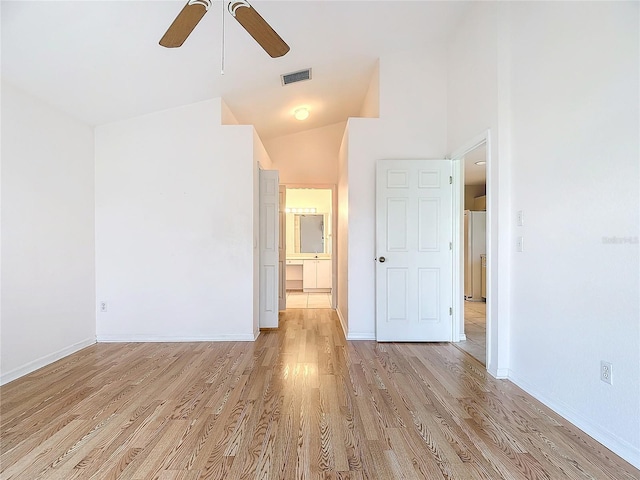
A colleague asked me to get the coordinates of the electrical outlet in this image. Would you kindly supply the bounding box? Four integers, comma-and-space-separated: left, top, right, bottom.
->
99, 301, 108, 313
600, 361, 612, 385
517, 210, 524, 226
516, 236, 524, 252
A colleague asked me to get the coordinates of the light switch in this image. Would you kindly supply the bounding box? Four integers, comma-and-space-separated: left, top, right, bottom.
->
516, 236, 524, 252
517, 210, 524, 226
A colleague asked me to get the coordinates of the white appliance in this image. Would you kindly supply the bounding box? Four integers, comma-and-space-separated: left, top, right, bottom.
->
464, 210, 486, 301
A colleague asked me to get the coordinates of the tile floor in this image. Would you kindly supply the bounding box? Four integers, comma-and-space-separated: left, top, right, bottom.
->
456, 301, 486, 365
286, 291, 333, 309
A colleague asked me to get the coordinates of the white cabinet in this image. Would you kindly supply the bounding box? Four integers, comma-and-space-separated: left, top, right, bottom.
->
286, 261, 303, 290
302, 259, 332, 291
316, 259, 332, 289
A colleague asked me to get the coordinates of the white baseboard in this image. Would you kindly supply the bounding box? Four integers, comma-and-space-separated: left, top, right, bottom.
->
96, 334, 257, 342
336, 307, 348, 339
0, 337, 96, 386
347, 332, 376, 341
458, 334, 467, 341
508, 371, 640, 470
488, 366, 509, 379
334, 308, 376, 340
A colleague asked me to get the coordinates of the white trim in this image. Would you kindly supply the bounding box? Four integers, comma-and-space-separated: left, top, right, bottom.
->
336, 307, 348, 339
451, 157, 463, 343
509, 372, 640, 470
492, 367, 509, 379
347, 332, 376, 341
96, 334, 257, 343
449, 130, 490, 363
0, 337, 97, 386
458, 334, 467, 341
449, 132, 489, 161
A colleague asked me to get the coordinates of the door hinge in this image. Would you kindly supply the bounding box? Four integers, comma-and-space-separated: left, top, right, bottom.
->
449, 242, 453, 250
449, 307, 453, 315
449, 176, 453, 184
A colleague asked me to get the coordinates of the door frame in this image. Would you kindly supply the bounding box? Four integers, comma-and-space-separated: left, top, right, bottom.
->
282, 183, 337, 310
450, 130, 492, 371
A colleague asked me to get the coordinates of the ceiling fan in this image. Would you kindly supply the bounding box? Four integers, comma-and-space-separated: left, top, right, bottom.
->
159, 0, 290, 58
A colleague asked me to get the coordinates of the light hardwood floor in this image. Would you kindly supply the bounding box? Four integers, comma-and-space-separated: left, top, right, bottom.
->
455, 301, 486, 365
1, 309, 638, 479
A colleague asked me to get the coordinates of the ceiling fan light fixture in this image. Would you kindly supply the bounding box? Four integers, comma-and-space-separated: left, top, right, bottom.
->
294, 107, 310, 121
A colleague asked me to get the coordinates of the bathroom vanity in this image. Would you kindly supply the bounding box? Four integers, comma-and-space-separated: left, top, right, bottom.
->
286, 257, 332, 292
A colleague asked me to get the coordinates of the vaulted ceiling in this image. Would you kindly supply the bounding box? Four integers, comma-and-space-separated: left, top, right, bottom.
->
2, 1, 470, 140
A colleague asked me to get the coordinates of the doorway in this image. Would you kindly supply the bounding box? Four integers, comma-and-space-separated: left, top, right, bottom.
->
283, 187, 335, 310
453, 142, 487, 365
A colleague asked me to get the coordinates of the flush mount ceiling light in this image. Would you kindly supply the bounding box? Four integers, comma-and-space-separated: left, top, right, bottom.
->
475, 161, 486, 166
294, 107, 310, 121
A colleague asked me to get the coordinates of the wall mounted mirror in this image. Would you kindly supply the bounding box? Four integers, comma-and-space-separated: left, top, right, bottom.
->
287, 213, 330, 254
298, 214, 324, 253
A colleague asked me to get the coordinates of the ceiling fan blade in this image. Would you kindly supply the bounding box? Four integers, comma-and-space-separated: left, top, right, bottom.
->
160, 1, 210, 48
229, 2, 290, 58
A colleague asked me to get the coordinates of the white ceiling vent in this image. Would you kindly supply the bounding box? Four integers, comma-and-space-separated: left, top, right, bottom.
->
281, 68, 312, 86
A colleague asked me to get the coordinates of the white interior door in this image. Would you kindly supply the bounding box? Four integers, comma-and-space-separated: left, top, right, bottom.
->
278, 186, 286, 311
259, 170, 279, 328
376, 159, 453, 341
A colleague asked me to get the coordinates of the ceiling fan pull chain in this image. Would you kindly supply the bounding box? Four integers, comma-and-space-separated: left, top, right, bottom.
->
221, 0, 225, 74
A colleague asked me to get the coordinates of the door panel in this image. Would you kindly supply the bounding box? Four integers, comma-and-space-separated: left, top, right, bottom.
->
386, 268, 409, 321
387, 198, 408, 251
376, 159, 452, 341
259, 170, 279, 328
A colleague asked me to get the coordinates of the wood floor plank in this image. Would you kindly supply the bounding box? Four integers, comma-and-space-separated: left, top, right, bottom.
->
1, 309, 638, 480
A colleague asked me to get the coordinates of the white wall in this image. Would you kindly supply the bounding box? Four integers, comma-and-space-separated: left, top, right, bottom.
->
359, 60, 380, 118
286, 189, 332, 213
95, 98, 258, 341
344, 44, 449, 339
253, 129, 274, 335
263, 122, 344, 185
1, 81, 96, 384
446, 1, 511, 377
506, 2, 639, 465
448, 1, 640, 466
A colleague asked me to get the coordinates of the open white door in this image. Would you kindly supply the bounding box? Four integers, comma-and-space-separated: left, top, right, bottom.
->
259, 170, 279, 328
376, 159, 453, 341
278, 185, 286, 311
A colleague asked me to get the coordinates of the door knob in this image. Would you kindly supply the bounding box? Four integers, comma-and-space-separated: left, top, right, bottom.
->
379, 256, 386, 263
